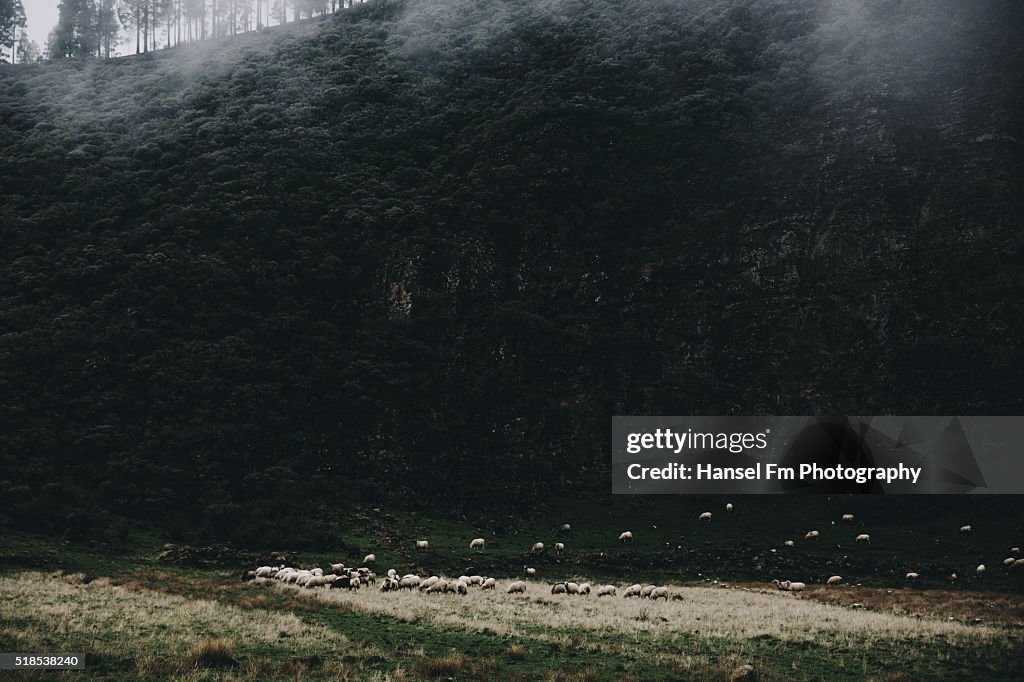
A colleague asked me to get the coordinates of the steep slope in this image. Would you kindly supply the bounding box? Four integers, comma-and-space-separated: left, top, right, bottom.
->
1, 0, 1022, 537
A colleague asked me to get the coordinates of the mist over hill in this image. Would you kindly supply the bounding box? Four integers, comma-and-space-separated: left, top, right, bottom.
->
1, 0, 1022, 542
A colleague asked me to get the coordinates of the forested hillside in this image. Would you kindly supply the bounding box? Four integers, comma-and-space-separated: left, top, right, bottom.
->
1, 0, 1022, 543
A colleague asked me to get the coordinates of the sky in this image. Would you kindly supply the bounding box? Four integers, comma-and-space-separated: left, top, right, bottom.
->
23, 0, 60, 50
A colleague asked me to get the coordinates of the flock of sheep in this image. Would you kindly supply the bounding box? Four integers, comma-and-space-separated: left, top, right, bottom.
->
244, 504, 1020, 601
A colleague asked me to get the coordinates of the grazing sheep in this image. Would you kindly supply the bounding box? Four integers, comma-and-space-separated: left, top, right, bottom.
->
842, 514, 855, 522
726, 503, 733, 512
976, 564, 986, 575
565, 582, 580, 595
467, 575, 483, 586
555, 542, 565, 555
782, 581, 806, 592
596, 584, 617, 597
805, 531, 819, 540
531, 542, 545, 554
1004, 558, 1016, 566
699, 512, 712, 523
399, 575, 421, 590
649, 586, 669, 600
450, 580, 469, 595
826, 575, 843, 586
551, 582, 567, 595
380, 577, 399, 592
329, 562, 346, 572
578, 582, 592, 595
506, 581, 527, 594
426, 579, 449, 594
470, 538, 486, 551
524, 566, 536, 576
960, 525, 972, 533
363, 554, 376, 565
311, 568, 324, 577
415, 540, 429, 551
481, 578, 497, 590
305, 576, 328, 588
255, 566, 275, 578
640, 585, 657, 598
618, 531, 633, 542
559, 523, 572, 533
419, 576, 439, 591
855, 534, 871, 544
1015, 559, 1024, 568
784, 540, 795, 547
623, 584, 643, 598
905, 572, 920, 582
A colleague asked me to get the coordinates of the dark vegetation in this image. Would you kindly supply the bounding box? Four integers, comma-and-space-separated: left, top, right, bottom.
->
1, 0, 1023, 544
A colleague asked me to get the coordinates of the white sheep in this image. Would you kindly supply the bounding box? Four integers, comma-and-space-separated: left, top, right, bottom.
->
623, 584, 642, 598
699, 512, 712, 523
399, 574, 420, 590
467, 575, 483, 586
841, 514, 855, 522
255, 566, 275, 578
649, 586, 669, 600
387, 568, 398, 579
618, 531, 633, 542
826, 575, 843, 585
329, 562, 346, 572
785, 581, 806, 592
1012, 547, 1021, 554
415, 540, 429, 550
524, 566, 536, 576
949, 572, 958, 583
640, 585, 657, 598
578, 582, 591, 595
726, 503, 733, 512
470, 538, 486, 551
306, 576, 328, 588
976, 564, 986, 575
551, 582, 567, 595
363, 554, 376, 565
559, 523, 572, 533
805, 531, 819, 540
565, 582, 580, 595
960, 525, 972, 533
1004, 558, 1016, 566
481, 578, 497, 590
531, 542, 545, 553
379, 577, 399, 592
596, 584, 617, 597
419, 576, 439, 591
855, 534, 871, 544
1015, 559, 1024, 568
450, 580, 468, 595
506, 581, 527, 594
905, 572, 919, 582
425, 579, 449, 594
555, 542, 565, 554
310, 568, 323, 577
784, 540, 795, 547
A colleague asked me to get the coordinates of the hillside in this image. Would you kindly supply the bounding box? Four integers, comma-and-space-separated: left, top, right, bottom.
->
1, 0, 1024, 540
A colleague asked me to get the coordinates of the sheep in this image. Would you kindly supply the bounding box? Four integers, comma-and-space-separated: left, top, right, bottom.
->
425, 579, 449, 594
699, 512, 712, 523
976, 564, 986, 575
467, 575, 483, 586
1015, 559, 1024, 568
805, 531, 820, 540
949, 572, 958, 583
649, 586, 669, 600
311, 568, 324, 577
305, 575, 328, 588
470, 538, 486, 551
419, 576, 439, 591
826, 575, 843, 586
565, 582, 580, 595
596, 584, 617, 597
1012, 547, 1021, 554
960, 525, 972, 533
255, 566, 275, 578
639, 585, 657, 598
531, 542, 545, 554
481, 577, 497, 590
618, 531, 633, 542
399, 575, 421, 590
415, 540, 429, 551
578, 582, 591, 595
1004, 558, 1016, 566
783, 581, 806, 592
726, 503, 733, 512
387, 568, 398, 579
330, 577, 358, 590
363, 554, 376, 565
329, 562, 346, 572
622, 584, 643, 598
841, 514, 855, 522
380, 577, 399, 592
855, 534, 871, 544
558, 523, 572, 533
772, 579, 785, 590
524, 566, 536, 576
555, 542, 565, 555
449, 580, 468, 595
784, 540, 795, 547
551, 582, 567, 595
506, 581, 527, 594
905, 572, 919, 582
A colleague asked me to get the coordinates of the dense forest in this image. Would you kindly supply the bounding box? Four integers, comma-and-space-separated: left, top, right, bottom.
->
1, 0, 1022, 545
